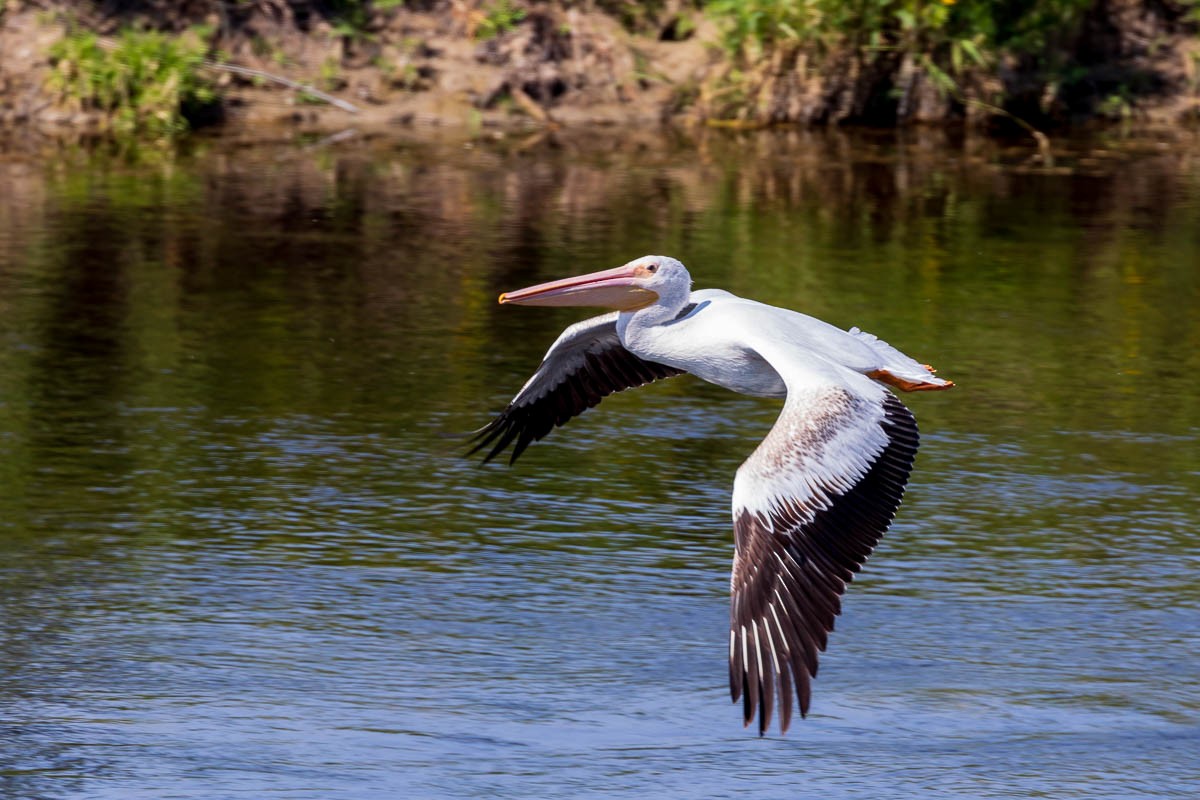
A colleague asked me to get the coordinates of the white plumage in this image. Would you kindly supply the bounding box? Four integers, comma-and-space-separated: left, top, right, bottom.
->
474, 255, 953, 734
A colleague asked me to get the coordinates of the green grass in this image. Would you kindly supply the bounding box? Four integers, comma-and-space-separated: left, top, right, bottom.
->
47, 26, 219, 139
475, 0, 527, 40
704, 0, 1095, 98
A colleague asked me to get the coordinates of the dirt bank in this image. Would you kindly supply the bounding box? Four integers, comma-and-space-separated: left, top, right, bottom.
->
1, 1, 717, 140
1, 0, 1198, 142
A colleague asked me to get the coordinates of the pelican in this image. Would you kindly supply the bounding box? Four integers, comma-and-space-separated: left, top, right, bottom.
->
473, 255, 953, 735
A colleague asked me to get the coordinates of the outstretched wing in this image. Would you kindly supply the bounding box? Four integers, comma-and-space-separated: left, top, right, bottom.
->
729, 359, 919, 735
471, 312, 686, 464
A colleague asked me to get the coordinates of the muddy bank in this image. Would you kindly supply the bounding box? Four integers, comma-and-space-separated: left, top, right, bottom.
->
1, 1, 1198, 142
1, 1, 716, 140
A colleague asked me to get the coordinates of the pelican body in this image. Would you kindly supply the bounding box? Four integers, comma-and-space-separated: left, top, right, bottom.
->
474, 256, 953, 735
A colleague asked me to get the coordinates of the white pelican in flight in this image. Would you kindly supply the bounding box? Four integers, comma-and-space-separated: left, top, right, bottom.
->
473, 255, 953, 735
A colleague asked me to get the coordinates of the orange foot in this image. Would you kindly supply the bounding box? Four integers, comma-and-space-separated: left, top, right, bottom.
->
922, 364, 938, 374
868, 369, 956, 392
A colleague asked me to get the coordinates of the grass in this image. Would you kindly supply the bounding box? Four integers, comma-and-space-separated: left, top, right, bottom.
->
703, 0, 1095, 101
705, 0, 1095, 59
47, 26, 219, 139
475, 0, 526, 40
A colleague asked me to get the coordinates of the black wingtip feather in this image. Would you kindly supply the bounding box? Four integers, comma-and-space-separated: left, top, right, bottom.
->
760, 648, 775, 736
469, 347, 685, 466
729, 394, 921, 734
778, 656, 794, 733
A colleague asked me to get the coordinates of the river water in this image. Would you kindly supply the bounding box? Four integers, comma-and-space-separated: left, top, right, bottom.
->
1, 129, 1197, 799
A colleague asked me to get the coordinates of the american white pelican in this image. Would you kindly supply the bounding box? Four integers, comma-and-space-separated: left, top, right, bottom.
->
473, 255, 953, 735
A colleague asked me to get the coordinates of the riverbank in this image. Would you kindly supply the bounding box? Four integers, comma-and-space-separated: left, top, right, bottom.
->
1, 1, 715, 140
2, 1, 1198, 143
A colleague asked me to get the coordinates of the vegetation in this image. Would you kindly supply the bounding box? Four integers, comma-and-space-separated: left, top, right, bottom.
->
706, 0, 1090, 66
698, 0, 1200, 125
475, 0, 527, 40
9, 0, 1195, 139
703, 0, 1098, 105
47, 26, 218, 138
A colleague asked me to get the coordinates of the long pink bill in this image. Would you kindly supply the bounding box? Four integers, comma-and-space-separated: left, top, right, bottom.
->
499, 264, 658, 310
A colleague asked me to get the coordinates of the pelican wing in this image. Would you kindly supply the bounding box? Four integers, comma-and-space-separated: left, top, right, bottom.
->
728, 363, 919, 735
472, 312, 686, 464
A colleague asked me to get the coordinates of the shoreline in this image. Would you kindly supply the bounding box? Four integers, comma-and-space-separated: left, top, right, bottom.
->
2, 2, 1198, 145
1, 2, 712, 142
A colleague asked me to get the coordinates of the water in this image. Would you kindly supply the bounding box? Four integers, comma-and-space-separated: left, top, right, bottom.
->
1, 130, 1198, 799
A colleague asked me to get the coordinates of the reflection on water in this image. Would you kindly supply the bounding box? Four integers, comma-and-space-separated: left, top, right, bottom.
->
1, 130, 1198, 799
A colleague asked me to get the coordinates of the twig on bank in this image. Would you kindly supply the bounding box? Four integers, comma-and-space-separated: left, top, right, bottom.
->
304, 128, 358, 150
962, 98, 1053, 167
203, 61, 361, 114
89, 33, 361, 115
704, 118, 769, 130
509, 86, 555, 126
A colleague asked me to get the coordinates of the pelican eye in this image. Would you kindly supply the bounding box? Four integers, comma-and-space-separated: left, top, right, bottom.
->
646, 264, 658, 273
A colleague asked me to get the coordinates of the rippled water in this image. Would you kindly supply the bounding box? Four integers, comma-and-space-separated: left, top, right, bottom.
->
1, 130, 1198, 799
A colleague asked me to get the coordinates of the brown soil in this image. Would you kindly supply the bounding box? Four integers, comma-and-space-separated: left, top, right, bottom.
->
1, 0, 1197, 142
0, 1, 718, 141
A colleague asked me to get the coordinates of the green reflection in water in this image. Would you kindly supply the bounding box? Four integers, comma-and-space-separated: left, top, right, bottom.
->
0, 133, 1197, 559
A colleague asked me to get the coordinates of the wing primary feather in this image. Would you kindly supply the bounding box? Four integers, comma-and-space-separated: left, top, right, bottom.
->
729, 629, 741, 701
758, 621, 776, 736
730, 385, 922, 734
742, 624, 758, 727
470, 314, 686, 465
777, 655, 794, 732
771, 590, 817, 675
797, 661, 812, 718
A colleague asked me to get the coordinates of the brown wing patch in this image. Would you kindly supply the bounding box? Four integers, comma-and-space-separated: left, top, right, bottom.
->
730, 394, 919, 734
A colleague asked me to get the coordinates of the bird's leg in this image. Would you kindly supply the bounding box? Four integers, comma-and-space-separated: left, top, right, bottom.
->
867, 369, 955, 392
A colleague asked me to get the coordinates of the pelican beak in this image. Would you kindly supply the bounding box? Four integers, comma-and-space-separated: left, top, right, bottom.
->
499, 264, 658, 309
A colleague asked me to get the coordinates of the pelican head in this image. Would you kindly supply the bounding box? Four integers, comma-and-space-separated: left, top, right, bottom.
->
499, 255, 692, 311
